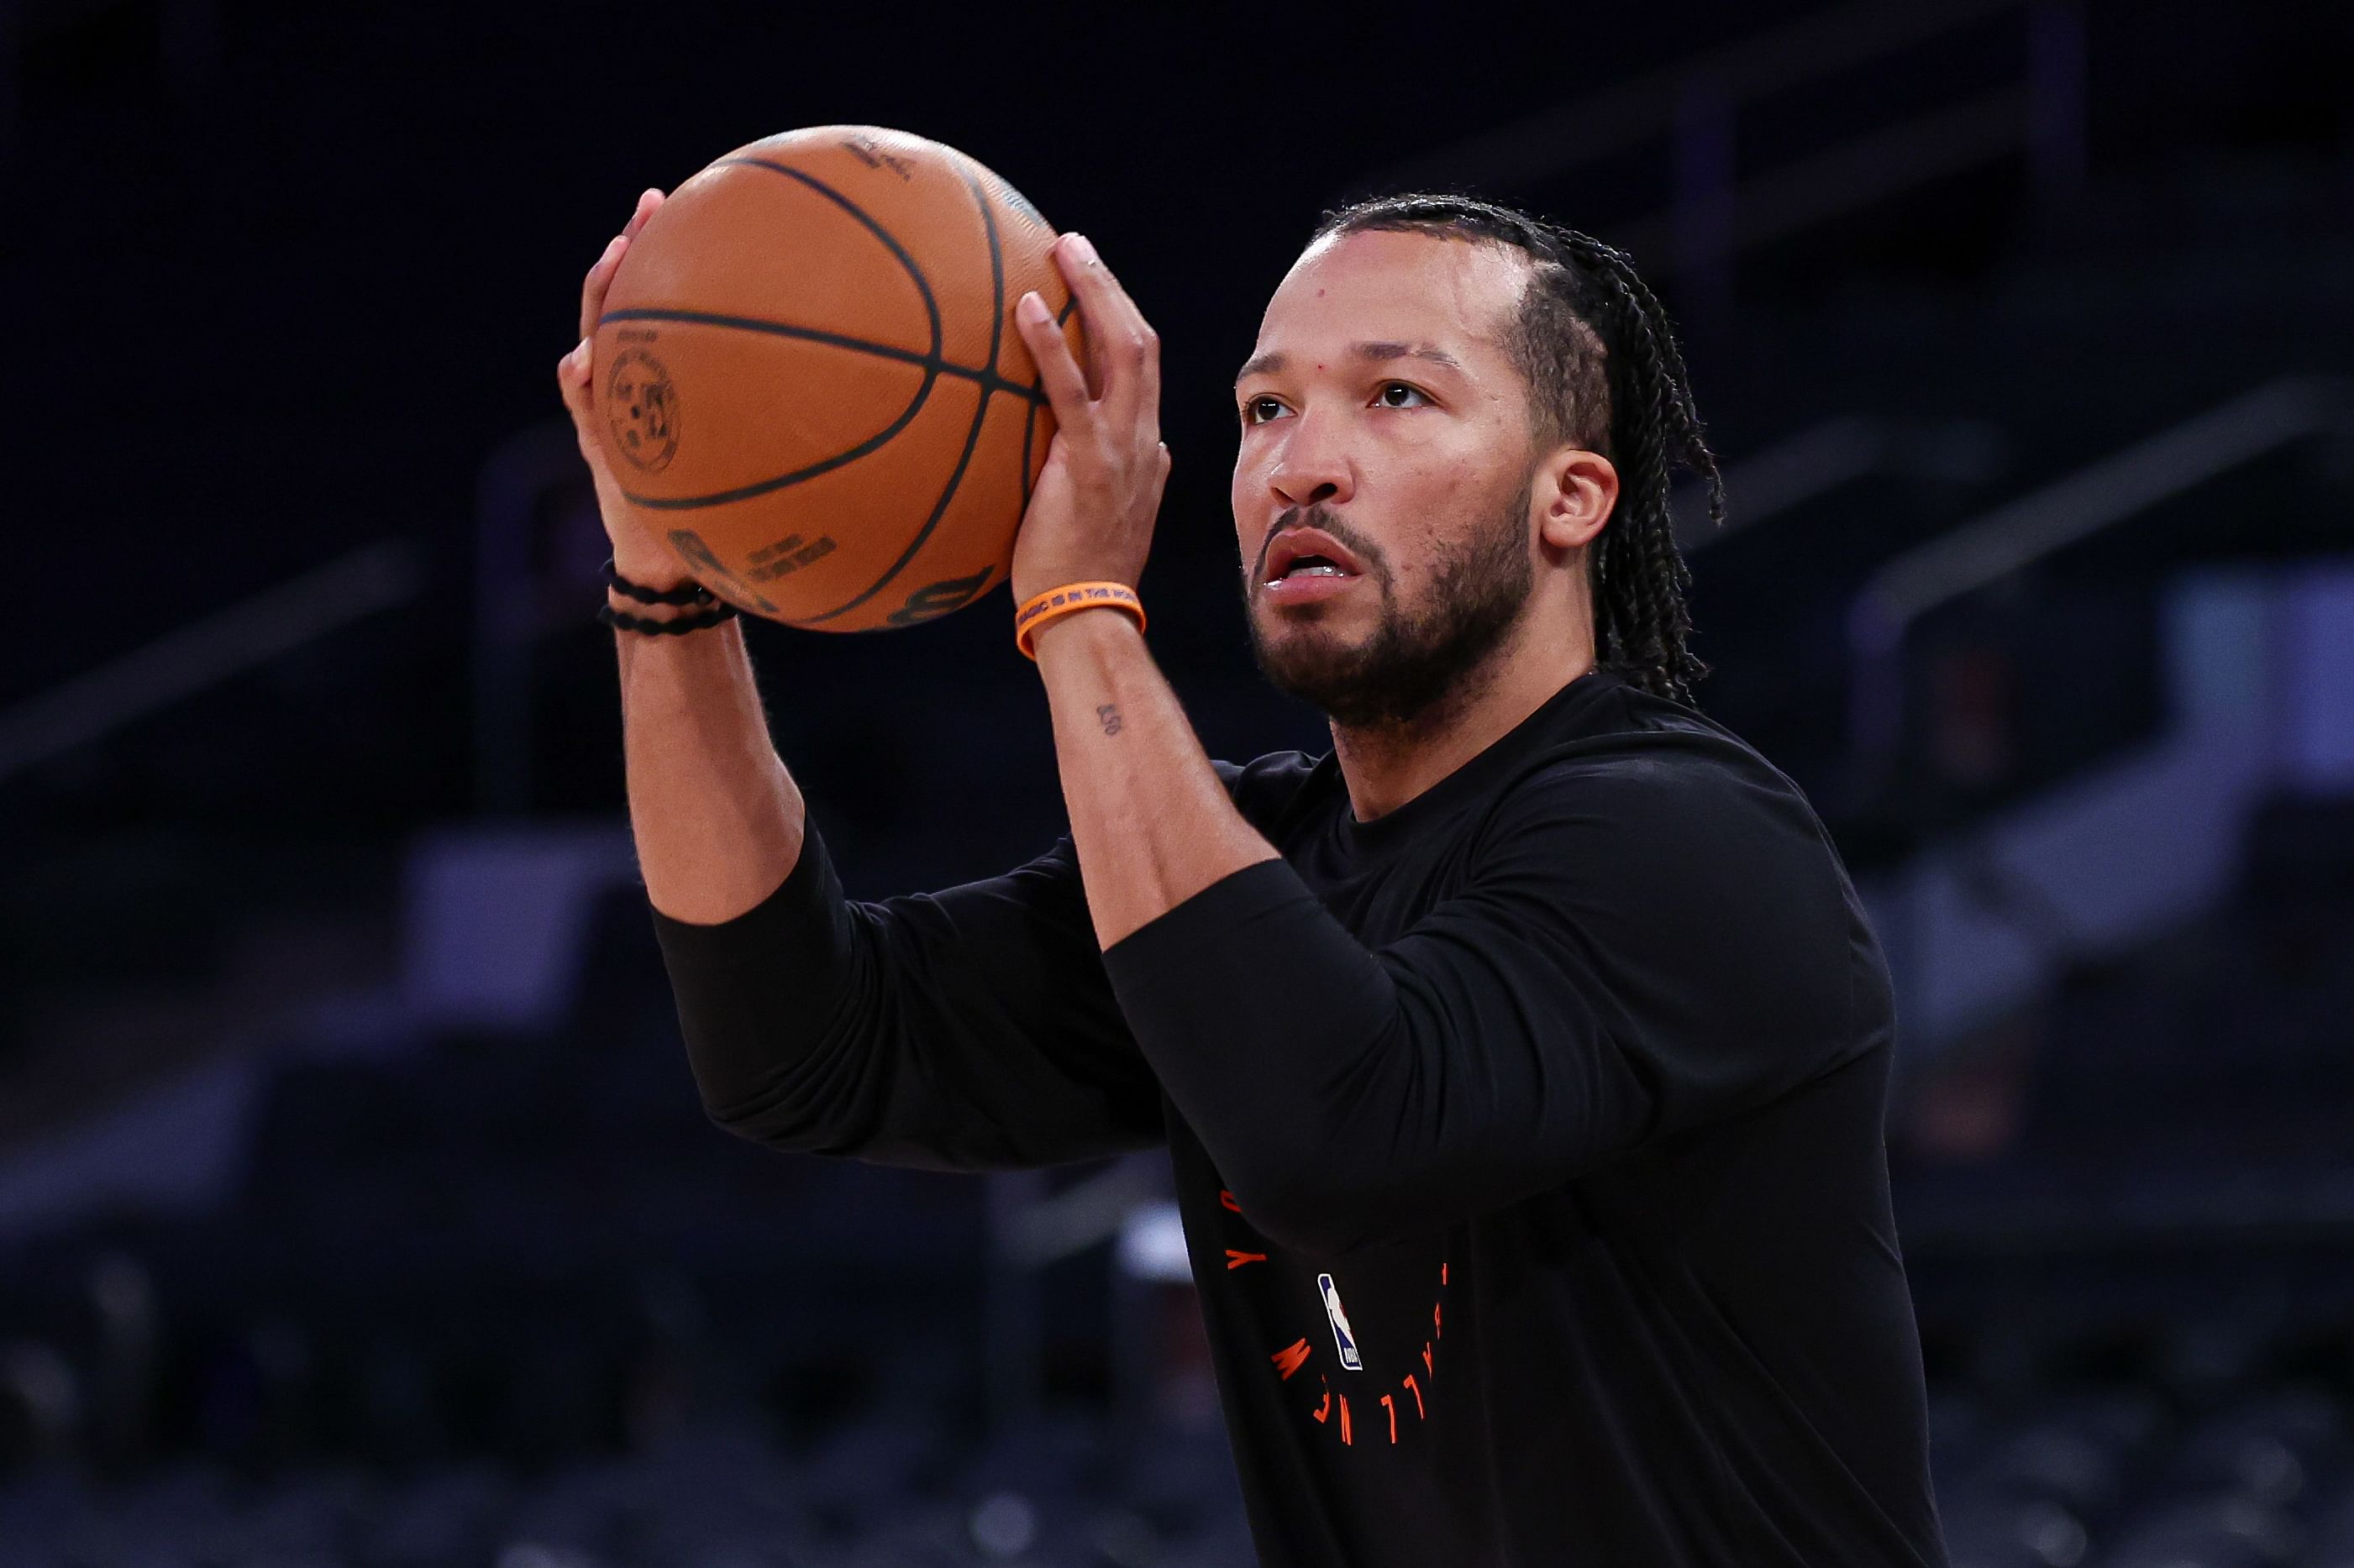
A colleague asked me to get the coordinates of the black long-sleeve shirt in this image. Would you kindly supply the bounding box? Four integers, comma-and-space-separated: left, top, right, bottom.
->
650, 668, 1948, 1566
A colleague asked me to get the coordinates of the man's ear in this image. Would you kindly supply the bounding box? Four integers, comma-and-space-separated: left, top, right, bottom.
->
1534, 447, 1618, 559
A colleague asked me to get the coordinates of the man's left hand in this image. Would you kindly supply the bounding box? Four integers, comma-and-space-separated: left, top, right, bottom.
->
1008, 233, 1172, 609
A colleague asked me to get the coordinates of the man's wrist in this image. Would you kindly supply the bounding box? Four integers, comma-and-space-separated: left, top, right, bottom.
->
610, 538, 696, 595
1027, 600, 1144, 663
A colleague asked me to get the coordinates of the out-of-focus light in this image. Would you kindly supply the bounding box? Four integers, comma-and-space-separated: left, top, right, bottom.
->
970, 1489, 1039, 1557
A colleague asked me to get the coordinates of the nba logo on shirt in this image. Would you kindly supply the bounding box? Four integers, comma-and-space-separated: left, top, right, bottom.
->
1316, 1273, 1364, 1371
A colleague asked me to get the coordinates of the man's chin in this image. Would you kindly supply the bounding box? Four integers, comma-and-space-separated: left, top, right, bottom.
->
1249, 627, 1379, 707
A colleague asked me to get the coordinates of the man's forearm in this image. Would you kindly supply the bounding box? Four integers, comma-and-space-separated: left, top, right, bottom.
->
1031, 610, 1278, 948
619, 621, 804, 926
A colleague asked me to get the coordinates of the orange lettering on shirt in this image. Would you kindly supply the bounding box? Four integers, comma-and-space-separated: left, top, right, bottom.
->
1403, 1374, 1424, 1419
1422, 1342, 1433, 1378
1270, 1338, 1313, 1381
1219, 1190, 1242, 1212
1312, 1387, 1332, 1423
1433, 1301, 1442, 1338
1226, 1250, 1267, 1270
1380, 1394, 1398, 1443
1339, 1395, 1352, 1445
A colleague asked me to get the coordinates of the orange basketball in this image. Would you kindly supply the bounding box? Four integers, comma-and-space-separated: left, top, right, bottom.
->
592, 126, 1080, 631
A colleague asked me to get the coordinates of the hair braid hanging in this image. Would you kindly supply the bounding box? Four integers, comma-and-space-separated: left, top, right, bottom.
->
1556, 233, 1717, 704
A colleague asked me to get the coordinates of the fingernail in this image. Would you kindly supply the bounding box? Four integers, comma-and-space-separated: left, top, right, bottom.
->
1017, 291, 1049, 323
1066, 233, 1098, 265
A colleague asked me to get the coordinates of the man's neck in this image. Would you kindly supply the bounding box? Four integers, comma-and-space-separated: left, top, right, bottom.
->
1332, 623, 1597, 825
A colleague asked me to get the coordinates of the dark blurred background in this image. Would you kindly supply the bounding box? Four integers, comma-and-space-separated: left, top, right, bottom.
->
4, 0, 2353, 1563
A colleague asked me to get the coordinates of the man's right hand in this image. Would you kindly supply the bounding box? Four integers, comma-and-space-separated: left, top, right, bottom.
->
557, 187, 690, 590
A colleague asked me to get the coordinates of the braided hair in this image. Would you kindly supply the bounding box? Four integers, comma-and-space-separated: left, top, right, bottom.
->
1309, 195, 1723, 704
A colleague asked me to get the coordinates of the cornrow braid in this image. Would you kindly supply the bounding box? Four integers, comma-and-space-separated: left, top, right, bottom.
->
1310, 195, 1724, 704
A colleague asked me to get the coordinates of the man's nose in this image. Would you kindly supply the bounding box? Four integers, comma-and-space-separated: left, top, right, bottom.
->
1269, 412, 1354, 509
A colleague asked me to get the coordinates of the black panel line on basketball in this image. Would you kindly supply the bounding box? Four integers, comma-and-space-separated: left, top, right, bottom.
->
601, 160, 1072, 600
597, 307, 1048, 406
725, 157, 945, 364
607, 155, 1038, 514
617, 359, 939, 511
791, 168, 1010, 627
1024, 294, 1078, 505
610, 157, 943, 511
976, 167, 1008, 393
1018, 397, 1038, 507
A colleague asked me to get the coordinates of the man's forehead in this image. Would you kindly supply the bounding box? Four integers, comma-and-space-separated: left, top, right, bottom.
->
1253, 227, 1528, 360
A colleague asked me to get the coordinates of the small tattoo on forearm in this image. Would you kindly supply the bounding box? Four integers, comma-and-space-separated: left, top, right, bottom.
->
1096, 703, 1124, 737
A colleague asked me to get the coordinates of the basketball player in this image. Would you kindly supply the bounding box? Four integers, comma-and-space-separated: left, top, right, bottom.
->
558, 188, 1948, 1565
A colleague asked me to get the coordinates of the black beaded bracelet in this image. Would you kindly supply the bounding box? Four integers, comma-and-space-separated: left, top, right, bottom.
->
598, 600, 739, 636
606, 558, 719, 608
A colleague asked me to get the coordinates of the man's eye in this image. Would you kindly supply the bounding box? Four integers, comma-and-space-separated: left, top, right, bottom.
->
1243, 396, 1290, 425
1375, 383, 1430, 409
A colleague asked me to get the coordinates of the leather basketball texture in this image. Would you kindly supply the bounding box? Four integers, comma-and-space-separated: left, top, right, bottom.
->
594, 126, 1077, 632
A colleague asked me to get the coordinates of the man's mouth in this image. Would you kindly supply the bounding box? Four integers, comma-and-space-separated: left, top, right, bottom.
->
1262, 565, 1366, 609
1276, 557, 1351, 579
1263, 526, 1368, 587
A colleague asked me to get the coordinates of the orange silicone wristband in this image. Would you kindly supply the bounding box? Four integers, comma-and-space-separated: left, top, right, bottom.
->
1014, 582, 1146, 660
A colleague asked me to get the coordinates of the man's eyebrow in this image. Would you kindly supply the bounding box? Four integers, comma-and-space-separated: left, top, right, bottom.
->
1353, 341, 1463, 371
1234, 343, 1464, 385
1235, 350, 1285, 385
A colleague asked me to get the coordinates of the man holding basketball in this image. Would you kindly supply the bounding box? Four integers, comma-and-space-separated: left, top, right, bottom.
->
560, 188, 1947, 1565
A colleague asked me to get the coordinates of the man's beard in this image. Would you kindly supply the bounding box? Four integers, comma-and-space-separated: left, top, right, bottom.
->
1243, 485, 1536, 732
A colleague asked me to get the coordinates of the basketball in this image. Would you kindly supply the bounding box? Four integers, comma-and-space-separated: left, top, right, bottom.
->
591, 126, 1080, 632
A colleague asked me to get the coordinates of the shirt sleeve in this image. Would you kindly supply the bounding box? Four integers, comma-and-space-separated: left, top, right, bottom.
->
1097, 753, 1868, 1255
650, 817, 1165, 1172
